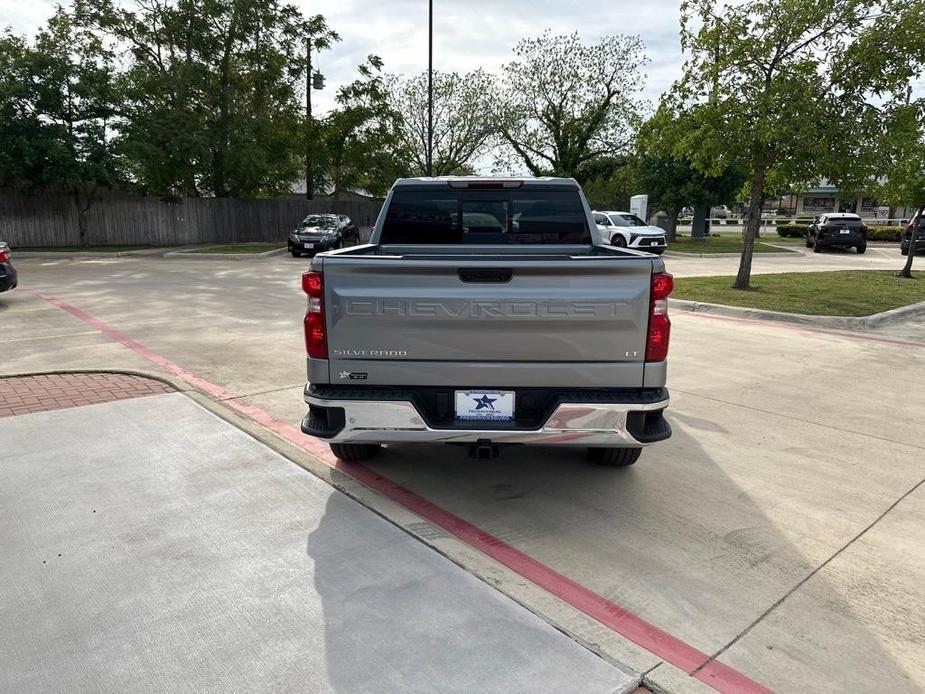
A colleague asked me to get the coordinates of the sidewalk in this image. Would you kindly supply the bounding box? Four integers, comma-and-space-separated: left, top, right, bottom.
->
0, 386, 636, 694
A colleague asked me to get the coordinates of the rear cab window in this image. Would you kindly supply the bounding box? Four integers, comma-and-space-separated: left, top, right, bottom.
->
380, 187, 591, 245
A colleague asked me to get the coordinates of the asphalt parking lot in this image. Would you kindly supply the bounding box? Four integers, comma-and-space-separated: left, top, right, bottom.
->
2, 249, 924, 692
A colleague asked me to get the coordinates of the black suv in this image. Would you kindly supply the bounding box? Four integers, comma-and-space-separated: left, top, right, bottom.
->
901, 209, 925, 256
0, 242, 17, 293
288, 214, 361, 257
806, 213, 867, 254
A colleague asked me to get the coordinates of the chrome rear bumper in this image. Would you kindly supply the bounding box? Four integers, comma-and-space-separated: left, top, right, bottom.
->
302, 391, 670, 446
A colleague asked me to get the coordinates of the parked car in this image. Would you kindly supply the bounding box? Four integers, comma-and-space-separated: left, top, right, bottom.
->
901, 210, 925, 256
710, 205, 729, 220
806, 213, 867, 254
300, 177, 673, 467
0, 242, 17, 293
592, 210, 667, 254
288, 214, 360, 257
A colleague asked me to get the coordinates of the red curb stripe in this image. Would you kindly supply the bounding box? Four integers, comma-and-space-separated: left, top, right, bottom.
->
33, 290, 772, 694
678, 309, 925, 348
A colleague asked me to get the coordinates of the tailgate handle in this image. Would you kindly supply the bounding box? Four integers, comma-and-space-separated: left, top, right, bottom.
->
458, 268, 513, 283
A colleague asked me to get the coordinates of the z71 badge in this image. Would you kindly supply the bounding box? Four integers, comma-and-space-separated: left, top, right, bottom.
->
338, 371, 368, 380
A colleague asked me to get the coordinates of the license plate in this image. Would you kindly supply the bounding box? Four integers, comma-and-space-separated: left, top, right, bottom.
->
455, 390, 515, 422
303, 243, 315, 248
840, 229, 850, 234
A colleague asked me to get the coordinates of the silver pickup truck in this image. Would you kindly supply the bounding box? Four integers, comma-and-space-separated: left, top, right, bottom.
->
299, 177, 673, 466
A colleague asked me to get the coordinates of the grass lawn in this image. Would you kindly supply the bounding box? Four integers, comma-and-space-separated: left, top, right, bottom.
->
674, 270, 925, 316
187, 244, 284, 254
14, 245, 168, 252
669, 236, 798, 253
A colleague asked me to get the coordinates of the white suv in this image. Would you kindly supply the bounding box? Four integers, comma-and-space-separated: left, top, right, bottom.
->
592, 211, 667, 254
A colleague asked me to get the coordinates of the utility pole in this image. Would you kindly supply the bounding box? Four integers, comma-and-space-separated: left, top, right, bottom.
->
426, 0, 433, 177
305, 37, 313, 200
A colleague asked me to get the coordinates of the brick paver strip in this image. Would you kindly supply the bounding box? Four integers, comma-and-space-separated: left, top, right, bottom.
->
0, 373, 173, 417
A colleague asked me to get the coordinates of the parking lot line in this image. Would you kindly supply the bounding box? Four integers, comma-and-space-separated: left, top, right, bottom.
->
0, 330, 99, 344
31, 289, 772, 694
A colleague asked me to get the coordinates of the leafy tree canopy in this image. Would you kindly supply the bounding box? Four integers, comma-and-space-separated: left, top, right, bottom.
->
388, 69, 496, 177
496, 31, 648, 178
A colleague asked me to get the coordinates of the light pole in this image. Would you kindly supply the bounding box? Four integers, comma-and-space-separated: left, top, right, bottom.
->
305, 37, 326, 200
305, 37, 313, 199
426, 0, 433, 177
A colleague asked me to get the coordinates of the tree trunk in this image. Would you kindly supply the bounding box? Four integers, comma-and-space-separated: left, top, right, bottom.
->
72, 186, 94, 244
691, 206, 708, 239
667, 208, 679, 243
733, 165, 767, 289
898, 205, 922, 278
213, 19, 238, 197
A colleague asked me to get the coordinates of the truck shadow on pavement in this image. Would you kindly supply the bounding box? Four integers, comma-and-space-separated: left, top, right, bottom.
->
305, 491, 631, 694
333, 421, 919, 692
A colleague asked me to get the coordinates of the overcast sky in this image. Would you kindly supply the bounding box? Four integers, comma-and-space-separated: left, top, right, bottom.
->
0, 0, 685, 115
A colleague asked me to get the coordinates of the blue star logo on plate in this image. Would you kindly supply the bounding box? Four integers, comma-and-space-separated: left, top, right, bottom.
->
473, 394, 497, 410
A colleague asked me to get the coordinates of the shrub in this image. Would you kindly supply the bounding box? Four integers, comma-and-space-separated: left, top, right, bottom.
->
777, 223, 808, 238
866, 226, 903, 242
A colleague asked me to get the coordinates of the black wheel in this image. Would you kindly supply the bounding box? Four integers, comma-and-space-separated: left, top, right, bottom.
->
856, 244, 866, 254
813, 238, 824, 253
805, 236, 813, 248
290, 250, 301, 257
330, 442, 381, 461
587, 447, 642, 467
901, 245, 909, 256
611, 235, 627, 248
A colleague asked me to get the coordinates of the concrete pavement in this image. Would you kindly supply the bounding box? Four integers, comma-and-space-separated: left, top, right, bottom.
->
0, 392, 635, 694
3, 253, 924, 692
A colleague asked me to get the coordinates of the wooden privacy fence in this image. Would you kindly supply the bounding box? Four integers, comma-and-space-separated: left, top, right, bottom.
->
0, 192, 384, 247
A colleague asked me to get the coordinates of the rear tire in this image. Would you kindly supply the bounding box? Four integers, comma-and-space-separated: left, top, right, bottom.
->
805, 236, 813, 248
611, 235, 627, 248
813, 238, 824, 253
330, 442, 381, 461
290, 248, 301, 257
901, 245, 909, 256
856, 244, 866, 254
587, 447, 642, 467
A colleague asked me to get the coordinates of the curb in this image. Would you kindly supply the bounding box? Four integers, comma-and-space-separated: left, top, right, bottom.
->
670, 297, 925, 330
164, 246, 287, 260
12, 248, 183, 259
664, 248, 798, 259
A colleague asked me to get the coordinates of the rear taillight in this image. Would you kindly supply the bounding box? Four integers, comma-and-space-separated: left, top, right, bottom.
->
646, 273, 673, 362
302, 270, 327, 359
0, 248, 9, 262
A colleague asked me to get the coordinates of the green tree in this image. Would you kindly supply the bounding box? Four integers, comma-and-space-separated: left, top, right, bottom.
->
80, 0, 335, 197
496, 31, 647, 177
578, 157, 637, 212
314, 56, 403, 197
879, 102, 925, 278
0, 8, 122, 240
671, 0, 923, 288
387, 69, 495, 176
635, 109, 744, 241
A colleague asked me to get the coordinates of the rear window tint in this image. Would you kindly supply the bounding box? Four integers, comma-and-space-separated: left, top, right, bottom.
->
380, 188, 590, 244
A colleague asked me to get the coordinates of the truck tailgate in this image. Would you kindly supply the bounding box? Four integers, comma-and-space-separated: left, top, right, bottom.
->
318, 252, 653, 388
